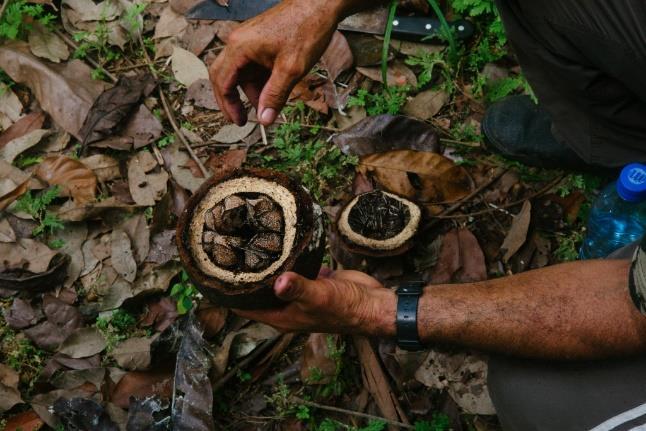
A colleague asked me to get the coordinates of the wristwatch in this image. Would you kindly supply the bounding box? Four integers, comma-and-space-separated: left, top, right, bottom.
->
396, 281, 425, 351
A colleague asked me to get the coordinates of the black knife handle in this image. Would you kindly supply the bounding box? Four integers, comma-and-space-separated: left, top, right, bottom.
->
392, 16, 474, 42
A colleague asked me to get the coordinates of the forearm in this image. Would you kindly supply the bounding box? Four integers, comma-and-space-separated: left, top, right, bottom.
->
320, 0, 389, 21
372, 260, 646, 359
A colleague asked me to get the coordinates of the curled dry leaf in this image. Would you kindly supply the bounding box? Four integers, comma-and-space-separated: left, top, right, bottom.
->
358, 150, 473, 203
0, 85, 23, 129
403, 89, 449, 121
110, 371, 174, 409
0, 42, 107, 139
111, 229, 138, 282
321, 31, 354, 81
0, 178, 30, 212
58, 327, 107, 359
153, 5, 189, 39
36, 155, 97, 204
333, 114, 440, 156
111, 335, 159, 371
429, 228, 487, 284
0, 253, 70, 293
2, 410, 44, 431
213, 121, 256, 144
186, 79, 219, 110
0, 112, 46, 149
127, 151, 169, 206
80, 155, 121, 182
0, 363, 23, 413
501, 200, 532, 263
0, 129, 50, 164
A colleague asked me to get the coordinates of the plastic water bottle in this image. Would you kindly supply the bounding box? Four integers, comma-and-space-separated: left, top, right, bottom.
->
580, 163, 646, 259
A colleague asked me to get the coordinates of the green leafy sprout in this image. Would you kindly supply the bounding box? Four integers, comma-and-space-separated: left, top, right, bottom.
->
14, 186, 65, 237
170, 270, 198, 315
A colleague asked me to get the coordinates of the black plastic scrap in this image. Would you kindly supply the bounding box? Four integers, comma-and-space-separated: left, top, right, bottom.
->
127, 396, 171, 431
53, 397, 119, 431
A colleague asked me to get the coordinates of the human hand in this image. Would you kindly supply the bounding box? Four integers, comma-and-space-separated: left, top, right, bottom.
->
233, 269, 397, 336
209, 0, 344, 126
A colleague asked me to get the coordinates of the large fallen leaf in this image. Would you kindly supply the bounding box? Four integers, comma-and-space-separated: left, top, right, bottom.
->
59, 327, 107, 359
0, 178, 30, 212
160, 143, 205, 193
111, 335, 158, 370
185, 79, 219, 110
80, 154, 120, 182
153, 5, 188, 39
415, 349, 495, 415
403, 89, 449, 120
0, 112, 46, 149
0, 363, 23, 413
3, 410, 44, 431
204, 149, 247, 176
333, 114, 439, 156
62, 0, 120, 22
122, 105, 163, 149
358, 150, 473, 203
300, 333, 339, 385
142, 296, 179, 332
24, 293, 82, 350
27, 22, 69, 63
171, 47, 209, 87
212, 323, 280, 376
127, 151, 169, 206
110, 371, 174, 409
0, 253, 69, 293
501, 201, 532, 262
213, 121, 256, 144
119, 213, 150, 264
429, 228, 486, 284
0, 238, 57, 273
111, 229, 137, 282
356, 61, 417, 87
0, 85, 23, 129
0, 129, 49, 163
36, 155, 97, 203
182, 20, 219, 56
0, 42, 108, 139
321, 31, 353, 81
79, 74, 156, 145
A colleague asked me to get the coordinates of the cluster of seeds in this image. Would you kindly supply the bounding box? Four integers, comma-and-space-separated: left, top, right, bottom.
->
202, 193, 284, 272
347, 191, 411, 240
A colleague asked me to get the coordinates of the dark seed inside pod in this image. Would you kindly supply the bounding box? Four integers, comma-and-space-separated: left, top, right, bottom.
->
256, 210, 283, 233
249, 232, 282, 253
203, 193, 285, 273
211, 244, 238, 268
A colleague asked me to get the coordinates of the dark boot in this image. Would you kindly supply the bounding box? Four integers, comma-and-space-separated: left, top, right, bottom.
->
482, 95, 589, 170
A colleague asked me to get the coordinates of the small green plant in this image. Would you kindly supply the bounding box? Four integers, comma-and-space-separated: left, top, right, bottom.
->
14, 155, 43, 169
170, 270, 198, 315
73, 14, 121, 79
414, 413, 451, 431
95, 309, 139, 352
0, 0, 56, 40
0, 69, 15, 96
48, 238, 66, 249
406, 51, 453, 90
347, 86, 410, 116
122, 2, 146, 37
267, 380, 294, 418
236, 370, 252, 383
554, 229, 584, 262
156, 134, 175, 149
14, 186, 65, 237
0, 315, 48, 395
557, 173, 604, 198
295, 405, 311, 420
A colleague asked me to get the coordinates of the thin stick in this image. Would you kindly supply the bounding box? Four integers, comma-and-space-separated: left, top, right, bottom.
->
260, 124, 268, 146
291, 397, 414, 429
440, 138, 480, 148
55, 30, 117, 83
137, 34, 209, 177
433, 174, 565, 219
0, 0, 10, 21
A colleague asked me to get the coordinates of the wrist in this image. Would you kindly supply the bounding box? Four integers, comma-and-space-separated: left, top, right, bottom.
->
357, 287, 397, 337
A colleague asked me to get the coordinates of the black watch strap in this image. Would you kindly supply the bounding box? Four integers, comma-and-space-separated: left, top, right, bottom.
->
396, 281, 425, 351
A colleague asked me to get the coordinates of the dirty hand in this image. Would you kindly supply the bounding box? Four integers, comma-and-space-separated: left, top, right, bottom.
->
233, 269, 397, 336
209, 0, 346, 126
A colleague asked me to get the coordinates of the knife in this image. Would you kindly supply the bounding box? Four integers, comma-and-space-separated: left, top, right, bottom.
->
186, 0, 474, 42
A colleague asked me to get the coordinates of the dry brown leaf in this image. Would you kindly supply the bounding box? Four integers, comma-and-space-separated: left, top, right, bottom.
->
0, 364, 23, 413
186, 79, 219, 110
119, 213, 150, 264
0, 178, 30, 212
110, 370, 174, 409
501, 201, 532, 262
356, 61, 417, 87
0, 42, 107, 139
0, 238, 57, 273
36, 155, 97, 203
430, 228, 487, 284
321, 31, 353, 81
122, 105, 163, 149
204, 149, 247, 176
403, 89, 449, 120
62, 0, 120, 22
213, 121, 256, 144
111, 229, 137, 282
80, 154, 120, 182
127, 151, 168, 206
142, 296, 179, 332
27, 22, 70, 63
0, 85, 23, 129
182, 21, 219, 56
0, 129, 49, 164
300, 333, 339, 385
2, 410, 44, 431
154, 5, 189, 39
161, 143, 205, 193
196, 305, 226, 338
171, 46, 209, 87
58, 327, 107, 359
0, 112, 46, 149
110, 335, 158, 370
358, 150, 473, 203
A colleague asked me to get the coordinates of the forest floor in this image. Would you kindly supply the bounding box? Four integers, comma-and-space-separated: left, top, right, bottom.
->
0, 0, 609, 430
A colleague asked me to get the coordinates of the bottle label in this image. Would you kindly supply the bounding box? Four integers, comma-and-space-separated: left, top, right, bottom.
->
629, 236, 646, 314
628, 167, 646, 185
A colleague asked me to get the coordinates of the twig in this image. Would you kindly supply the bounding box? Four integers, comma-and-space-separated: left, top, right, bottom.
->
440, 138, 480, 148
212, 336, 279, 392
290, 397, 415, 429
433, 174, 565, 219
260, 124, 268, 146
0, 0, 10, 21
137, 34, 209, 177
54, 30, 117, 83
423, 167, 508, 231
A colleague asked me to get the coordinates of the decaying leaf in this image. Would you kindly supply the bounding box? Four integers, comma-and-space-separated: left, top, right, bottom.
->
122, 105, 163, 149
160, 143, 205, 193
321, 31, 353, 81
212, 323, 280, 376
0, 42, 108, 139
153, 5, 189, 39
0, 85, 23, 129
204, 149, 247, 177
110, 371, 174, 409
59, 327, 107, 359
0, 178, 31, 212
213, 120, 256, 144
127, 151, 168, 206
415, 349, 496, 415
0, 253, 70, 293
80, 155, 121, 183
79, 74, 156, 146
430, 228, 487, 284
171, 47, 209, 87
111, 335, 158, 371
0, 363, 23, 413
111, 229, 138, 282
333, 114, 440, 156
28, 22, 70, 63
36, 155, 97, 203
0, 112, 46, 149
501, 201, 532, 262
356, 61, 417, 87
358, 150, 473, 203
0, 129, 49, 164
2, 410, 44, 431
186, 79, 219, 110
403, 89, 449, 120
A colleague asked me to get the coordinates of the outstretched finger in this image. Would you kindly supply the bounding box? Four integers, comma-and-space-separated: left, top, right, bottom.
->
258, 60, 303, 125
210, 53, 247, 126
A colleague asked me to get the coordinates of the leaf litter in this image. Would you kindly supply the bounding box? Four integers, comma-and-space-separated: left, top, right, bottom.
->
0, 1, 591, 430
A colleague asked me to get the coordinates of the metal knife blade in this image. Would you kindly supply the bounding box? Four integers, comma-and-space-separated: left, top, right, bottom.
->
186, 1, 474, 42
186, 0, 280, 21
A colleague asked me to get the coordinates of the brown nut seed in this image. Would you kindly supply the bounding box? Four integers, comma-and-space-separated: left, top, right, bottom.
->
244, 250, 270, 271
249, 232, 282, 253
212, 244, 238, 268
256, 210, 283, 232
214, 199, 247, 234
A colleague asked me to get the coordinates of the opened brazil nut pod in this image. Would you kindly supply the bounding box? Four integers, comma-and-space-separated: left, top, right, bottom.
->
336, 190, 422, 257
177, 168, 325, 309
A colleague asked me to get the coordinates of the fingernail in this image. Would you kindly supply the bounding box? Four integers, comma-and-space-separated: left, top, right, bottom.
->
260, 108, 277, 125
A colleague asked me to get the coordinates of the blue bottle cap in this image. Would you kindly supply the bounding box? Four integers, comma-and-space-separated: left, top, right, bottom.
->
617, 163, 646, 202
